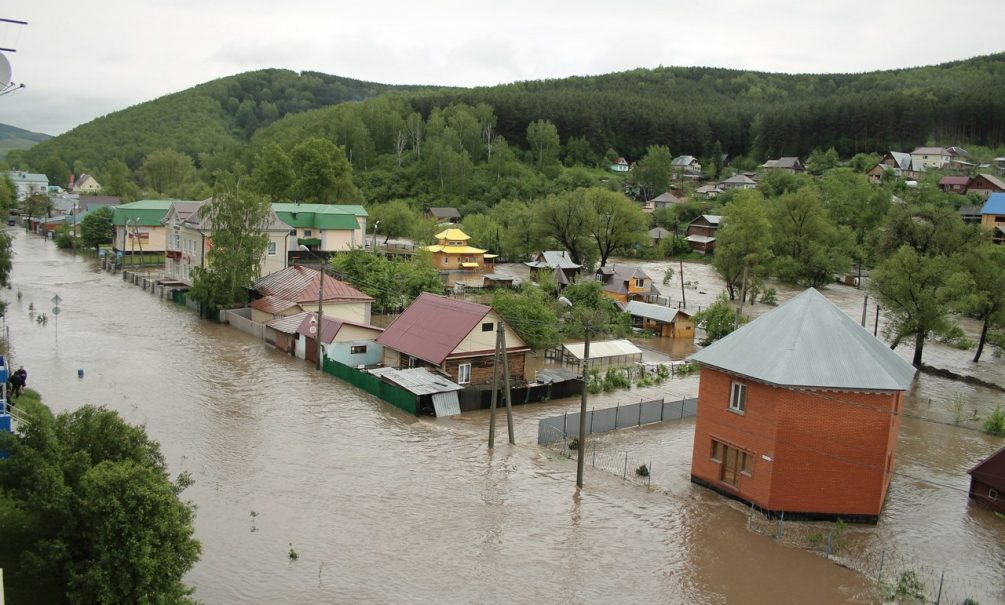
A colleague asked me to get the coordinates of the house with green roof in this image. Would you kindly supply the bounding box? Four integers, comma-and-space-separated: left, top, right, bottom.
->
271, 203, 368, 253
112, 200, 181, 254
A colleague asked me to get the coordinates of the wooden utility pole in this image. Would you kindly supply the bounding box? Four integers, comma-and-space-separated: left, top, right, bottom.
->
678, 259, 686, 308
861, 294, 869, 328
576, 323, 592, 488
488, 321, 516, 447
488, 323, 502, 449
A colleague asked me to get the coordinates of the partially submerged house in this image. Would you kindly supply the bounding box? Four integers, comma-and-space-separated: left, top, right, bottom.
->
112, 200, 176, 254
377, 293, 530, 386
648, 227, 673, 247
968, 446, 1005, 514
688, 288, 916, 522
525, 251, 581, 284
625, 300, 694, 340
250, 265, 374, 324
368, 367, 464, 417
424, 228, 496, 272
595, 264, 659, 304
295, 312, 383, 367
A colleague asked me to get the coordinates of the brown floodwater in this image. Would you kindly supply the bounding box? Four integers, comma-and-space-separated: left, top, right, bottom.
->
4, 232, 1000, 603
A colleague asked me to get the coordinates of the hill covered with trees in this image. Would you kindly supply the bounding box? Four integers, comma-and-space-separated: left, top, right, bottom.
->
0, 122, 50, 160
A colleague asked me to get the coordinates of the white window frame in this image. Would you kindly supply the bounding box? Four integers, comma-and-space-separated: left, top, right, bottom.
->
458, 362, 472, 384
266, 241, 277, 256
990, 488, 999, 501
729, 382, 746, 414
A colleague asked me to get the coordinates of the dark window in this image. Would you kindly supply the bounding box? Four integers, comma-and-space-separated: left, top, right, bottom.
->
482, 322, 493, 332
350, 345, 367, 355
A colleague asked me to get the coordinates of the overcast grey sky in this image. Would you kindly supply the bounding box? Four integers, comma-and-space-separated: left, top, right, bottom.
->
2, 0, 1003, 135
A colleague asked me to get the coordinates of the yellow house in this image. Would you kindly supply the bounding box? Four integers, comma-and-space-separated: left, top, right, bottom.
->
112, 200, 175, 254
625, 301, 695, 341
424, 228, 496, 271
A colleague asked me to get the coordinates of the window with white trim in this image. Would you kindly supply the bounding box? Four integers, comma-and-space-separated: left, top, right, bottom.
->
458, 363, 471, 384
267, 242, 277, 256
729, 382, 746, 414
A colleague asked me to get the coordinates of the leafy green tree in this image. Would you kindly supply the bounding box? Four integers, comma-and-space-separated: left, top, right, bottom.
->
559, 280, 631, 340
713, 190, 773, 300
871, 204, 973, 259
189, 176, 272, 310
693, 294, 741, 345
770, 187, 853, 287
370, 200, 420, 244
805, 147, 840, 175
563, 135, 597, 167
0, 174, 16, 213
526, 120, 560, 170
0, 406, 200, 605
250, 143, 295, 201
758, 170, 813, 198
489, 200, 545, 261
0, 231, 12, 287
585, 188, 647, 266
331, 249, 443, 313
870, 246, 959, 367
630, 145, 673, 202
290, 137, 364, 204
98, 159, 141, 200
491, 284, 561, 349
79, 205, 115, 251
819, 170, 890, 275
535, 189, 592, 266
948, 244, 1005, 362
140, 149, 194, 195
22, 192, 52, 218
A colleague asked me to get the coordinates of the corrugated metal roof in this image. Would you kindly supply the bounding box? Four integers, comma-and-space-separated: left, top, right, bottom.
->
524, 251, 581, 270
969, 445, 1005, 490
649, 228, 672, 238
265, 311, 312, 334
112, 199, 177, 226
982, 193, 1005, 215
650, 192, 681, 203
271, 203, 366, 229
976, 173, 1005, 190
376, 293, 493, 365
625, 300, 691, 323
686, 235, 716, 244
250, 295, 300, 315
428, 207, 461, 219
252, 266, 373, 304
562, 339, 642, 361
721, 175, 756, 185
368, 367, 463, 395
938, 175, 970, 185
689, 288, 916, 391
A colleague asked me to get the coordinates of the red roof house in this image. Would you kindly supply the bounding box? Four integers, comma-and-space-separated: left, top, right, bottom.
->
250, 265, 373, 324
689, 288, 916, 522
376, 293, 530, 386
966, 173, 1005, 200
968, 446, 1005, 513
938, 175, 970, 194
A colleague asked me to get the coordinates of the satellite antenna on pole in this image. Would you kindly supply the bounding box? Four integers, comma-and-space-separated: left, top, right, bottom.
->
0, 17, 27, 97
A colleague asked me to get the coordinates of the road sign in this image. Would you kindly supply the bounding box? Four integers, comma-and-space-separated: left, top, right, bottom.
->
51, 294, 62, 306
52, 306, 61, 315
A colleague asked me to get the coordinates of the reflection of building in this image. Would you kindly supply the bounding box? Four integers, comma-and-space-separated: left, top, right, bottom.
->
689, 288, 915, 522
424, 228, 495, 271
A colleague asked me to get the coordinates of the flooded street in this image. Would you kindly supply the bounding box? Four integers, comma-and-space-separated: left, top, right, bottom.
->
4, 232, 1002, 603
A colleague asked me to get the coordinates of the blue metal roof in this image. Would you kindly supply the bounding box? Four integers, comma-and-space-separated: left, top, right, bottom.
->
981, 192, 1005, 215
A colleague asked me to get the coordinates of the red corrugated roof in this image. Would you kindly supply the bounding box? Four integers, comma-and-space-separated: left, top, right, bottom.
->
939, 175, 970, 186
250, 295, 299, 315
969, 445, 1005, 490
377, 293, 494, 365
253, 265, 373, 304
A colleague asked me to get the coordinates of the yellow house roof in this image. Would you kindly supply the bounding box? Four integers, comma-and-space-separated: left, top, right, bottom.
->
434, 228, 471, 241
425, 244, 487, 254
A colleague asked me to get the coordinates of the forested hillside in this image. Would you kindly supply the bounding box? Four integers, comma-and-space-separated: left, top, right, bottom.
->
17, 69, 433, 180
0, 122, 50, 160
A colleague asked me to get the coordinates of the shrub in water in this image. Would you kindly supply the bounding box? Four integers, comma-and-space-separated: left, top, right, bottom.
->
983, 405, 1005, 436
635, 464, 649, 477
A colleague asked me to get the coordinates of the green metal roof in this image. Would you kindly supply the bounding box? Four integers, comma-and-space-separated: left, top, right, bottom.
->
111, 200, 177, 227
271, 203, 366, 230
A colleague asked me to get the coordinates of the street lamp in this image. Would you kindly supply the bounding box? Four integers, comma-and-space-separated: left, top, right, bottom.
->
372, 219, 380, 251
299, 245, 324, 371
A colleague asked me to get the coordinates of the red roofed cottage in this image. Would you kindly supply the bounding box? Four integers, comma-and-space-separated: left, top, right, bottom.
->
377, 293, 530, 386
689, 288, 916, 522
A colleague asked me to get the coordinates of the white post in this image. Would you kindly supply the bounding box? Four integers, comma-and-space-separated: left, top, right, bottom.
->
1, 567, 6, 605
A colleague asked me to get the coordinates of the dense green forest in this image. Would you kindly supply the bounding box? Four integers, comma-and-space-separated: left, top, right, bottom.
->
16, 53, 1005, 185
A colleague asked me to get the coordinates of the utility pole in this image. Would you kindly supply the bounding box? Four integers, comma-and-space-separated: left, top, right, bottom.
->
678, 259, 686, 309
499, 322, 515, 444
874, 305, 880, 337
315, 265, 324, 370
488, 323, 502, 448
576, 322, 592, 488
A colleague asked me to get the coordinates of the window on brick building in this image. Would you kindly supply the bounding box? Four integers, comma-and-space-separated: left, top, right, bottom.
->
711, 439, 752, 487
729, 382, 746, 414
458, 363, 471, 384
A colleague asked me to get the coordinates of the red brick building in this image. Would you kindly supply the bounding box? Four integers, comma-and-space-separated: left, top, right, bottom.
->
377, 293, 530, 386
968, 446, 1005, 514
689, 288, 916, 522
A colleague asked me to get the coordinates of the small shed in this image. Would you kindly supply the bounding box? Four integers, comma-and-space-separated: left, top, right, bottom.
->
648, 227, 673, 247
368, 367, 463, 417
553, 339, 643, 371
968, 446, 1005, 513
625, 301, 694, 340
265, 311, 311, 353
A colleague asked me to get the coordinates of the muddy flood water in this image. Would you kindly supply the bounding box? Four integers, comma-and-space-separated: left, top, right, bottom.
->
5, 232, 1003, 604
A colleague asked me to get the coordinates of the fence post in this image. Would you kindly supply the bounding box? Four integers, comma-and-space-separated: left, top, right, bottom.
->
777, 512, 784, 539
660, 400, 664, 422
592, 444, 596, 467
623, 452, 628, 478
878, 550, 884, 583
748, 502, 753, 530
681, 397, 685, 419
638, 402, 643, 426
935, 571, 944, 605
647, 459, 652, 487
826, 530, 832, 559
590, 407, 594, 434
563, 412, 568, 438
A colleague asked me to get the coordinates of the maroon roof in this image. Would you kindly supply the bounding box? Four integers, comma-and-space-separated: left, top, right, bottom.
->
295, 312, 382, 344
938, 176, 970, 186
377, 293, 494, 365
253, 265, 373, 304
250, 295, 299, 315
969, 445, 1005, 490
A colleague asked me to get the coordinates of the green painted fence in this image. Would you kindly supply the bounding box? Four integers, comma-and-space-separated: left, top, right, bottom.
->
323, 358, 418, 415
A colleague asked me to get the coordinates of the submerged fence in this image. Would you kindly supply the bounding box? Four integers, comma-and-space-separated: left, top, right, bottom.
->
541, 426, 656, 488
322, 358, 418, 414
537, 396, 698, 445
747, 513, 991, 604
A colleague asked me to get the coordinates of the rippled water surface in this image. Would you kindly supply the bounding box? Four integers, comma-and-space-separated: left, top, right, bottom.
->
5, 232, 1001, 604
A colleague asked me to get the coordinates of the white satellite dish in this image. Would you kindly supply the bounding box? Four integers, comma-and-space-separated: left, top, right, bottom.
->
0, 53, 11, 88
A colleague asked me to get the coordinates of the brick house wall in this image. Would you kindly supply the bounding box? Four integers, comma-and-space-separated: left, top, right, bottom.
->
691, 367, 900, 520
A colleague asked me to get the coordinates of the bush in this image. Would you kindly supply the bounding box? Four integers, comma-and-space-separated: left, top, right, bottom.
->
983, 405, 1005, 436
54, 225, 74, 249
602, 368, 631, 392
568, 437, 580, 451
895, 570, 926, 601
635, 464, 649, 477
760, 287, 778, 306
